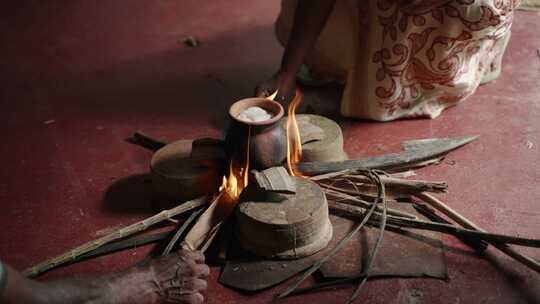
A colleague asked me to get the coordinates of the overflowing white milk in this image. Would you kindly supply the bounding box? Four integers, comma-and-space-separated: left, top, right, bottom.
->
237, 106, 273, 122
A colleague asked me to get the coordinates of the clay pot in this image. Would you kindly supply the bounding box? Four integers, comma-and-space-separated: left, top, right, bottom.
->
225, 98, 287, 170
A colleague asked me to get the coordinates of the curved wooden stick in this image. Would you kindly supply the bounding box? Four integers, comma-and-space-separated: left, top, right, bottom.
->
415, 193, 540, 273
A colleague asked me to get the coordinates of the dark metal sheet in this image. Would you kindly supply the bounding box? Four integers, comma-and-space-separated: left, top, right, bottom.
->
320, 203, 448, 279
219, 202, 447, 291
218, 237, 329, 291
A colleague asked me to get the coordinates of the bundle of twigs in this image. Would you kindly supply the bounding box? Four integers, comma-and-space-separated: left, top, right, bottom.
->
275, 167, 540, 301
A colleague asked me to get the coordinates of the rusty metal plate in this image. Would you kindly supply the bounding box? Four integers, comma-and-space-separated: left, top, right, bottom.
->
320, 202, 447, 279
218, 236, 329, 291
219, 202, 447, 291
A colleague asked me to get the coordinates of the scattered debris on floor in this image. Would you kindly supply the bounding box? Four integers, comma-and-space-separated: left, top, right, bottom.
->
178, 35, 200, 47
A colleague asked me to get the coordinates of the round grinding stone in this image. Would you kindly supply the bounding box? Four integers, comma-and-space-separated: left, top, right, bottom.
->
282, 114, 347, 162
300, 114, 347, 162
150, 139, 221, 206
235, 177, 333, 259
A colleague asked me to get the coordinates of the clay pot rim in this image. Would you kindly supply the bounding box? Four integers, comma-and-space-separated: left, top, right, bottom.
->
229, 97, 284, 126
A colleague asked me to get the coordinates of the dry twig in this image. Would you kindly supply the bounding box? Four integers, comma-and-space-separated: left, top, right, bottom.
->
329, 201, 540, 248
322, 187, 416, 219
23, 196, 208, 277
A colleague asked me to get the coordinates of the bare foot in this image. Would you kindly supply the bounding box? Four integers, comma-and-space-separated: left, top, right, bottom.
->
104, 249, 209, 304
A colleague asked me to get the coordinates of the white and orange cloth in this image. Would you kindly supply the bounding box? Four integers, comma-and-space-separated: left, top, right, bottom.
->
276, 0, 519, 121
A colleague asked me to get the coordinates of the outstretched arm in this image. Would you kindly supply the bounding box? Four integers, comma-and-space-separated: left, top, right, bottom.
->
0, 250, 209, 304
256, 0, 336, 101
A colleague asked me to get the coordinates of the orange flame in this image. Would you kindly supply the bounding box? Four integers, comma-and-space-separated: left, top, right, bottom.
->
286, 89, 303, 176
219, 126, 251, 201
218, 88, 302, 200
267, 90, 278, 100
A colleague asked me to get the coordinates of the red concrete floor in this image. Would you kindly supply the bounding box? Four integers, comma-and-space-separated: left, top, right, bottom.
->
0, 1, 539, 303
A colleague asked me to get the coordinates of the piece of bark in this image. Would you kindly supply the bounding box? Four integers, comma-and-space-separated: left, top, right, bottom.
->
252, 166, 296, 194
296, 136, 478, 175
183, 191, 240, 252
23, 196, 208, 277
182, 195, 223, 251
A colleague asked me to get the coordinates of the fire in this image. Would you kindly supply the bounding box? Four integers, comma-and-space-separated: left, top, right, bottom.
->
286, 89, 303, 176
219, 126, 251, 201
218, 88, 303, 201
185, 89, 304, 251
267, 90, 278, 100
264, 89, 303, 176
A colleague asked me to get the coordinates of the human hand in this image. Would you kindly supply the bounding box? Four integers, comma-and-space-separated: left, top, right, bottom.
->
152, 249, 210, 304
255, 71, 296, 103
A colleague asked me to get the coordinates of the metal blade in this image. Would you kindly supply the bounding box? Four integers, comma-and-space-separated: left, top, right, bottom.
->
296, 135, 480, 175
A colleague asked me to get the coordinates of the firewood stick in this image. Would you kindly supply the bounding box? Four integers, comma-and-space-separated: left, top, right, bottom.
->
389, 170, 416, 178
183, 192, 238, 253
329, 201, 540, 248
414, 193, 540, 273
323, 188, 417, 219
132, 131, 167, 151
320, 182, 400, 204
320, 181, 399, 202
23, 196, 208, 278
344, 175, 448, 193
312, 172, 447, 193
413, 204, 488, 252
